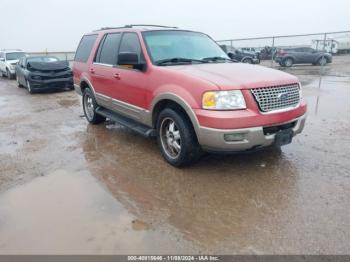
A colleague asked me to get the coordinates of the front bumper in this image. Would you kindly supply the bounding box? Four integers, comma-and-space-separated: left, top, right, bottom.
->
197, 113, 306, 152
8, 67, 16, 75
29, 77, 73, 90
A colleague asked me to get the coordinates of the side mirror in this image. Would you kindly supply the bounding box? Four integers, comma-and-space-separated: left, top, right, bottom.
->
0, 58, 5, 62
118, 52, 146, 71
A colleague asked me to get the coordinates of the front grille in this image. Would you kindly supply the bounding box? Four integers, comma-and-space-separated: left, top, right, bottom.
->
251, 83, 300, 113
41, 74, 71, 80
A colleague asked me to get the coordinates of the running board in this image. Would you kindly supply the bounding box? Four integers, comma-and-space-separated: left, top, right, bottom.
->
96, 107, 156, 138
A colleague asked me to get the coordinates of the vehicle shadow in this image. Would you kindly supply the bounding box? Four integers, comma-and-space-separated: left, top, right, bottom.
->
79, 123, 301, 251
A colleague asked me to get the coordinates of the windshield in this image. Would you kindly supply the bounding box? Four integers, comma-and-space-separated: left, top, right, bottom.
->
6, 52, 26, 60
142, 30, 229, 64
27, 56, 59, 63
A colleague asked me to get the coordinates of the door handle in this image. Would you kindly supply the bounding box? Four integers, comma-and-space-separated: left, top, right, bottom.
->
113, 73, 121, 80
90, 68, 95, 74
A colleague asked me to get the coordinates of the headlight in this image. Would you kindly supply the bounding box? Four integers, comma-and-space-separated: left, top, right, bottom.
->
10, 65, 15, 70
202, 90, 246, 110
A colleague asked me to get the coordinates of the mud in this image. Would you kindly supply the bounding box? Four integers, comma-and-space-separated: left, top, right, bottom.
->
0, 71, 350, 254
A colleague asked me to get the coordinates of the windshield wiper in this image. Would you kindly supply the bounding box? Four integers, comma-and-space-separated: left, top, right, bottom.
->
155, 57, 209, 66
201, 56, 233, 62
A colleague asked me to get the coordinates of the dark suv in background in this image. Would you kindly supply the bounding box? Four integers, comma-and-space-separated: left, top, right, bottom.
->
275, 47, 332, 67
220, 45, 260, 64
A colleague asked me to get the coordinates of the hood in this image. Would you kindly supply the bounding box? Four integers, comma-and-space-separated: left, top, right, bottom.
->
27, 60, 69, 71
7, 59, 19, 65
164, 63, 298, 90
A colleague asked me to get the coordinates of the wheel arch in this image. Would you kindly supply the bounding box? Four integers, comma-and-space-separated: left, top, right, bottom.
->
150, 94, 200, 139
79, 77, 96, 96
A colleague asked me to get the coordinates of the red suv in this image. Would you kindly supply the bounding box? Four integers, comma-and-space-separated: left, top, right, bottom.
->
73, 25, 307, 167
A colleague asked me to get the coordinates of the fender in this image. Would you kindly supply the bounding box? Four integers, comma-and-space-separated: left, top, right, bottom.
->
150, 92, 201, 137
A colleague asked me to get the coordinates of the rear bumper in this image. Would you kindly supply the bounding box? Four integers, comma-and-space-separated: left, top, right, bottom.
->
197, 113, 306, 152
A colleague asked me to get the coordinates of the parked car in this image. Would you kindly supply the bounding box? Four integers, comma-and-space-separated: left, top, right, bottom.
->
0, 50, 26, 79
73, 25, 307, 167
274, 47, 332, 67
259, 46, 278, 60
240, 47, 261, 58
15, 56, 73, 93
220, 45, 260, 64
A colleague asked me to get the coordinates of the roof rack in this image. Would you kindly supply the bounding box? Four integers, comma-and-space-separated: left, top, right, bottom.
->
94, 24, 178, 31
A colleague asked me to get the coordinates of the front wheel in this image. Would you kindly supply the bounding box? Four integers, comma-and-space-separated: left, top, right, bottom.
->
26, 80, 34, 94
7, 69, 14, 79
82, 88, 106, 124
16, 75, 23, 87
157, 108, 201, 167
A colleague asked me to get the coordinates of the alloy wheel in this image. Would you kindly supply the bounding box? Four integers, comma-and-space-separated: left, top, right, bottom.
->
160, 117, 181, 159
84, 93, 95, 121
26, 80, 32, 93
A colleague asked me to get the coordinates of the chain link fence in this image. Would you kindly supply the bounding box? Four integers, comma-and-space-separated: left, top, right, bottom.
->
27, 51, 75, 62
217, 30, 350, 77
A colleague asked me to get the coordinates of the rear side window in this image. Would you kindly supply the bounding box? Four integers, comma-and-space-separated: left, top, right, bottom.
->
74, 34, 98, 63
119, 33, 142, 60
95, 33, 121, 65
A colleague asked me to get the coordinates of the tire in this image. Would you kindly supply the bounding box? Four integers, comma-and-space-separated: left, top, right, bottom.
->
242, 58, 253, 64
318, 56, 328, 66
157, 108, 201, 167
283, 58, 294, 67
82, 88, 105, 124
7, 69, 14, 79
16, 75, 23, 87
26, 80, 35, 94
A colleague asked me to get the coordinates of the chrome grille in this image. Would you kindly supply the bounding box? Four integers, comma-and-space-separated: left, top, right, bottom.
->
251, 83, 300, 113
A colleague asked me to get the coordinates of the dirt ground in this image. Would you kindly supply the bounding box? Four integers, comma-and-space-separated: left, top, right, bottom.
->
0, 60, 350, 254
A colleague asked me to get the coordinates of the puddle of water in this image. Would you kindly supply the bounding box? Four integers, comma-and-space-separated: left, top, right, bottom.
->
0, 170, 193, 254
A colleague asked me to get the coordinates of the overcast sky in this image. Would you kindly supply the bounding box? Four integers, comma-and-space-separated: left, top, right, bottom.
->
1, 0, 349, 52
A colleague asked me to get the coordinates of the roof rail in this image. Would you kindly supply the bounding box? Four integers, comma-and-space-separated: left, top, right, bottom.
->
125, 24, 178, 29
94, 24, 178, 32
93, 26, 132, 32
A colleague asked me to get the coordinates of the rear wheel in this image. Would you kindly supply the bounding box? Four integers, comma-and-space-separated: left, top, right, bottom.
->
157, 108, 201, 167
242, 58, 253, 64
283, 58, 294, 67
82, 88, 105, 124
318, 56, 328, 66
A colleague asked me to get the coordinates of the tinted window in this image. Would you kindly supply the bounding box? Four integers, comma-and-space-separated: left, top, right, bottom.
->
96, 33, 121, 65
74, 34, 98, 63
119, 33, 142, 60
